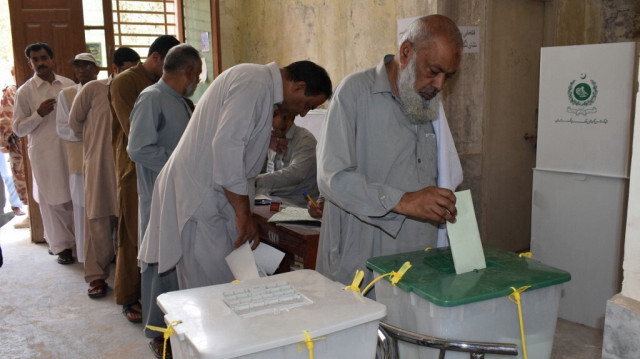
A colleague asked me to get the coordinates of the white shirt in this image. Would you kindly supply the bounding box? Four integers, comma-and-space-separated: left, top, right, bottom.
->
140, 62, 284, 274
13, 73, 75, 204
55, 83, 82, 141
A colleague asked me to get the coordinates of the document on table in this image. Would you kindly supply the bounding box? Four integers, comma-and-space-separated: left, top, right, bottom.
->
267, 206, 321, 223
446, 190, 486, 274
225, 242, 286, 280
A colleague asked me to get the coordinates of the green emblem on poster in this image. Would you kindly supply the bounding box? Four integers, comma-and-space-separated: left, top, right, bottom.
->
565, 73, 598, 117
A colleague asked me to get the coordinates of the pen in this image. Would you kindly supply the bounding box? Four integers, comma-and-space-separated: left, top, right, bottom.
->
303, 190, 318, 208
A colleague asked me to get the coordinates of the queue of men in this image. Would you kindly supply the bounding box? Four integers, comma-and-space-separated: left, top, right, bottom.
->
9, 14, 463, 358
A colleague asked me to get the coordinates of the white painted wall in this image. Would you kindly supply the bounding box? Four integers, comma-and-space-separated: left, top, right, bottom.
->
622, 52, 640, 301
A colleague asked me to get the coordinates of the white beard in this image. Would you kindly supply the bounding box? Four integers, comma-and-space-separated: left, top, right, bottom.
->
397, 56, 441, 125
184, 81, 197, 98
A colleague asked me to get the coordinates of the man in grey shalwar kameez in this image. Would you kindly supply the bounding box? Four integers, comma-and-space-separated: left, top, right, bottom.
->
316, 15, 464, 290
139, 60, 331, 291
127, 45, 201, 354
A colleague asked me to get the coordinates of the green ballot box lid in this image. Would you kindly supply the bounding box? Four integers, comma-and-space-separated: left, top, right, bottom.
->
366, 246, 571, 307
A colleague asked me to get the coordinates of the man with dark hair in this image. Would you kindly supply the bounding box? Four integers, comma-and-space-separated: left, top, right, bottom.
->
24, 42, 53, 60
68, 47, 139, 300
127, 43, 201, 358
55, 53, 100, 265
13, 42, 76, 264
316, 15, 464, 290
110, 35, 180, 323
139, 60, 332, 291
112, 47, 140, 74
255, 109, 319, 206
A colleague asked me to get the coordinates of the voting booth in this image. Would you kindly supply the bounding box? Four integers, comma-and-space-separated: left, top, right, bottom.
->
531, 42, 637, 328
157, 270, 386, 359
367, 247, 570, 359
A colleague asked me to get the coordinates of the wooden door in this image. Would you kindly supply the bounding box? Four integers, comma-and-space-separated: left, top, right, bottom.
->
8, 0, 86, 243
481, 0, 545, 251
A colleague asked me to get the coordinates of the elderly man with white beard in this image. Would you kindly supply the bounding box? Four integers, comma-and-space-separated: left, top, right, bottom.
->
316, 14, 464, 291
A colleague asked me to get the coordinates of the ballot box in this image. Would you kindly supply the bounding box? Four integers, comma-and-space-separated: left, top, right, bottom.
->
367, 246, 571, 359
157, 269, 386, 359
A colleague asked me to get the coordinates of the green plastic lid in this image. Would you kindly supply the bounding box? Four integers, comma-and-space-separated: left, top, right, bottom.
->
366, 246, 571, 307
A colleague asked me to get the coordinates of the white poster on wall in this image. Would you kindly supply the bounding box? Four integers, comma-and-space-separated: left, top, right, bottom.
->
536, 42, 636, 177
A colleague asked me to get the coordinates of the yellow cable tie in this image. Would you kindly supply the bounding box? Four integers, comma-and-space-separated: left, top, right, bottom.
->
390, 261, 412, 286
297, 330, 326, 359
518, 252, 532, 258
508, 286, 531, 359
146, 320, 182, 359
361, 273, 391, 296
344, 270, 364, 292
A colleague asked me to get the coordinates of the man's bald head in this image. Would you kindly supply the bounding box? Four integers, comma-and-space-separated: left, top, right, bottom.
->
400, 15, 463, 52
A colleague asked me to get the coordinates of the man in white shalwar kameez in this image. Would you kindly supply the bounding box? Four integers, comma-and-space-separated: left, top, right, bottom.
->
13, 42, 76, 264
316, 15, 464, 290
55, 53, 100, 263
139, 61, 332, 290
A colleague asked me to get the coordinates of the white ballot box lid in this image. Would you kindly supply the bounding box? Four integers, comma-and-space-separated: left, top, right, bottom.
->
157, 269, 386, 359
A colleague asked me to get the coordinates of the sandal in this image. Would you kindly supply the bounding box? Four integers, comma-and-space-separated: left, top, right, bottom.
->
122, 302, 143, 323
149, 336, 172, 359
57, 248, 75, 265
87, 279, 108, 299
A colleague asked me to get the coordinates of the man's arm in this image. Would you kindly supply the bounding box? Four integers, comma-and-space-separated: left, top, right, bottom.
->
317, 78, 457, 235
393, 187, 457, 224
55, 90, 80, 141
211, 77, 272, 249
0, 87, 15, 149
12, 86, 55, 137
68, 85, 93, 139
223, 187, 260, 250
256, 129, 316, 192
211, 79, 272, 196
110, 75, 138, 136
127, 91, 169, 173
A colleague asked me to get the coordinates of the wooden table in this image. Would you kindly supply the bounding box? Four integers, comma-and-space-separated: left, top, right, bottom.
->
252, 205, 320, 272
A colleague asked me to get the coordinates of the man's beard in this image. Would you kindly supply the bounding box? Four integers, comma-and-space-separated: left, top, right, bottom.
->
184, 80, 197, 98
397, 56, 441, 125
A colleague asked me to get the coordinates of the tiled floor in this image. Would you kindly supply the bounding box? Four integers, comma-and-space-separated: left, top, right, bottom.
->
0, 210, 604, 358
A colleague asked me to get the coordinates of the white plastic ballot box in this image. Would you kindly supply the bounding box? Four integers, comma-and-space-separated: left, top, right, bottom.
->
367, 247, 571, 359
157, 269, 386, 359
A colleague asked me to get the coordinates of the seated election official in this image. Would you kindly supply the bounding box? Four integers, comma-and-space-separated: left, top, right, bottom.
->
255, 109, 319, 207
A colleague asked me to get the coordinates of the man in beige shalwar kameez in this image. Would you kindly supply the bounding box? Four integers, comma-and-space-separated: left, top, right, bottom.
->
69, 47, 140, 298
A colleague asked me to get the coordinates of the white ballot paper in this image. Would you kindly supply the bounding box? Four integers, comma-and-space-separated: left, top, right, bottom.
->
225, 242, 260, 280
225, 242, 286, 280
446, 190, 486, 274
253, 242, 286, 275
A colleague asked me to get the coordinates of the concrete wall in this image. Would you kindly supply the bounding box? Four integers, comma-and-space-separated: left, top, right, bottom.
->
219, 0, 437, 86
210, 0, 639, 254
216, 0, 488, 229
183, 0, 215, 103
